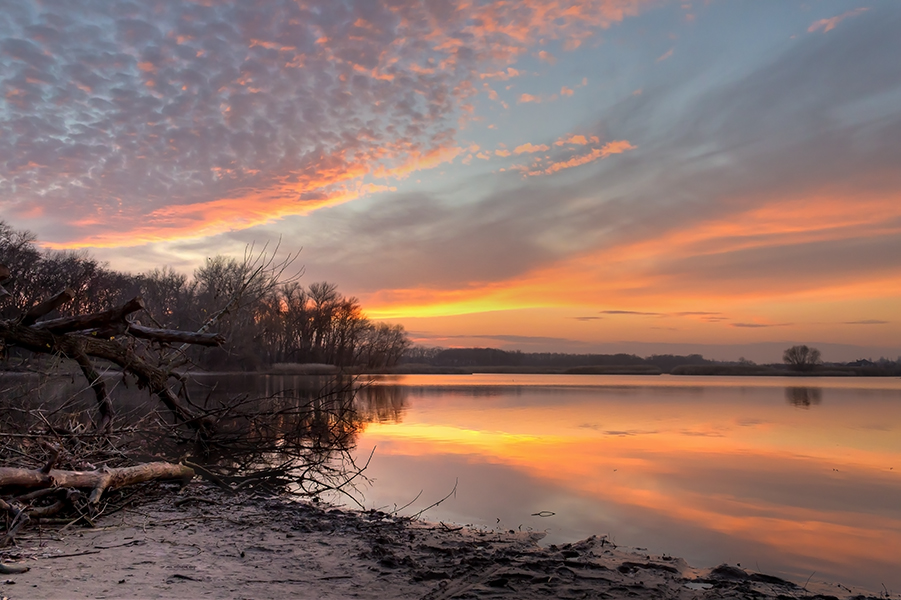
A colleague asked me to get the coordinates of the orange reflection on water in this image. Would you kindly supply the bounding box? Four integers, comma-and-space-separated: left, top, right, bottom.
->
355, 375, 901, 590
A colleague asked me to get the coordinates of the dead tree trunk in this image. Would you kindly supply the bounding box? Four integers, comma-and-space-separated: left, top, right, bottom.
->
0, 263, 223, 433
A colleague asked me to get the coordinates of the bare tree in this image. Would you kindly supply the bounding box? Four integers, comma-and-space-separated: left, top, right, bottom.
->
783, 345, 822, 372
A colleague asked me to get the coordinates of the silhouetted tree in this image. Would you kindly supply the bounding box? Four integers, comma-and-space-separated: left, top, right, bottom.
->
783, 345, 821, 372
0, 220, 408, 372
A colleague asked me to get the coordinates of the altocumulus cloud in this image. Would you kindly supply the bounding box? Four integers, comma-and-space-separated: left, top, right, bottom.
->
0, 0, 647, 248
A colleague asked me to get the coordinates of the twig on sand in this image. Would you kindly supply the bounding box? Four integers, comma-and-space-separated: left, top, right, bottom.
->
39, 549, 102, 560
410, 478, 458, 521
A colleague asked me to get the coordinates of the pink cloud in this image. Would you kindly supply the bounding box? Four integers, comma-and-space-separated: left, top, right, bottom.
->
554, 134, 600, 146
808, 8, 869, 33
514, 143, 550, 154
529, 140, 635, 175
0, 0, 652, 248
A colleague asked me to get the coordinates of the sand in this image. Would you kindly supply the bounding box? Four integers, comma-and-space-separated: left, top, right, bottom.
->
0, 483, 882, 599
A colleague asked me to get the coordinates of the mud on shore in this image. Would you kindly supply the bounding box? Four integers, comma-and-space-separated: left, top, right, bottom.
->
0, 483, 885, 599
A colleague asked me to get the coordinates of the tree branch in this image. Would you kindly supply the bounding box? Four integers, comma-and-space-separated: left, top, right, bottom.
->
127, 323, 224, 347
22, 288, 76, 326
33, 296, 145, 334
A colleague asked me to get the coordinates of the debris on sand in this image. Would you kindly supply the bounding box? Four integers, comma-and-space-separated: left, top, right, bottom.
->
3, 485, 887, 599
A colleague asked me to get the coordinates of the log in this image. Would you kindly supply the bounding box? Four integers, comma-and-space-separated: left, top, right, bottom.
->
0, 462, 195, 504
22, 288, 76, 326
0, 563, 29, 574
33, 296, 145, 334
127, 323, 225, 347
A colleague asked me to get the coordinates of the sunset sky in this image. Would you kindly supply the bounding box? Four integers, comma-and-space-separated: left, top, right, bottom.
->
1, 1, 899, 362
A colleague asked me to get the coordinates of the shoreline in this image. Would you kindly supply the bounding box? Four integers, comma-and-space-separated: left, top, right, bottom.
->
2, 483, 888, 600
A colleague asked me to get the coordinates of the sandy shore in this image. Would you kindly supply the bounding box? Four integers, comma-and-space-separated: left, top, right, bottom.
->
0, 483, 883, 599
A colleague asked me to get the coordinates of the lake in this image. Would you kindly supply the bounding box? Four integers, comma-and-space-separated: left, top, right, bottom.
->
351, 374, 901, 594
5, 371, 899, 593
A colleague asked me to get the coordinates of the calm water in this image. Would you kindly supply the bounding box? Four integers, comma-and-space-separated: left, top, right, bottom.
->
6, 371, 899, 593
352, 374, 901, 594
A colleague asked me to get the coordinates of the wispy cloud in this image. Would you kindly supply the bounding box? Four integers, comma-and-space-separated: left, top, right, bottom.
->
808, 8, 869, 33
528, 140, 635, 175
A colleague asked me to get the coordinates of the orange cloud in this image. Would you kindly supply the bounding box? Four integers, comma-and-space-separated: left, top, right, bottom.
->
363, 189, 901, 324
656, 48, 673, 62
49, 181, 397, 249
554, 133, 599, 146
560, 85, 574, 96
808, 8, 869, 33
513, 143, 550, 154
528, 140, 635, 175
518, 93, 541, 103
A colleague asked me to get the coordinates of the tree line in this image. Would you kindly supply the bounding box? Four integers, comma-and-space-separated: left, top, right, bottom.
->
403, 346, 715, 372
0, 221, 410, 371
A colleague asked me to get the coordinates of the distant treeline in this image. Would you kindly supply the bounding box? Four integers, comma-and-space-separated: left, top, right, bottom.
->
0, 221, 410, 371
402, 347, 714, 373
401, 347, 901, 376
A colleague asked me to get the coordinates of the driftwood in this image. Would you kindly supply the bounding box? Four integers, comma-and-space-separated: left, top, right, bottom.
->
0, 462, 194, 548
0, 462, 194, 504
0, 263, 223, 432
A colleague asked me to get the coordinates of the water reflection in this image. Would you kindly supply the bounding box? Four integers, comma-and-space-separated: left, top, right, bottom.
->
357, 385, 409, 424
354, 375, 901, 594
0, 372, 370, 500
785, 386, 823, 408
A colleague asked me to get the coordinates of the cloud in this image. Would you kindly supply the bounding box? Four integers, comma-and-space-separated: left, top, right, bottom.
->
528, 140, 635, 175
656, 48, 673, 62
554, 134, 600, 146
731, 323, 792, 329
601, 310, 661, 316
560, 86, 574, 96
843, 320, 889, 326
808, 8, 869, 33
513, 143, 550, 155
298, 6, 901, 330
0, 0, 649, 248
518, 93, 542, 103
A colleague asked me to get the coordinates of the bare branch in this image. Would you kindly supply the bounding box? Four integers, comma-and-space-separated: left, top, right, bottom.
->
34, 297, 145, 334
22, 287, 76, 326
127, 323, 224, 347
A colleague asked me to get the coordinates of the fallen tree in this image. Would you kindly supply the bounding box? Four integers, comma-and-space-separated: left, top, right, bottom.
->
0, 249, 370, 573
0, 273, 220, 433
0, 458, 193, 548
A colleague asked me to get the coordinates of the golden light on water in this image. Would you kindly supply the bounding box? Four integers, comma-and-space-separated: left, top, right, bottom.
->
354, 375, 901, 589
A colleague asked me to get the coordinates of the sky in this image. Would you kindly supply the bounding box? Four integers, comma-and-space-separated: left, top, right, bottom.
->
1, 0, 899, 362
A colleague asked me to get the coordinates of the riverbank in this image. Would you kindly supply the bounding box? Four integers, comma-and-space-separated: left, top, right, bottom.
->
262, 363, 899, 377
1, 483, 886, 599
